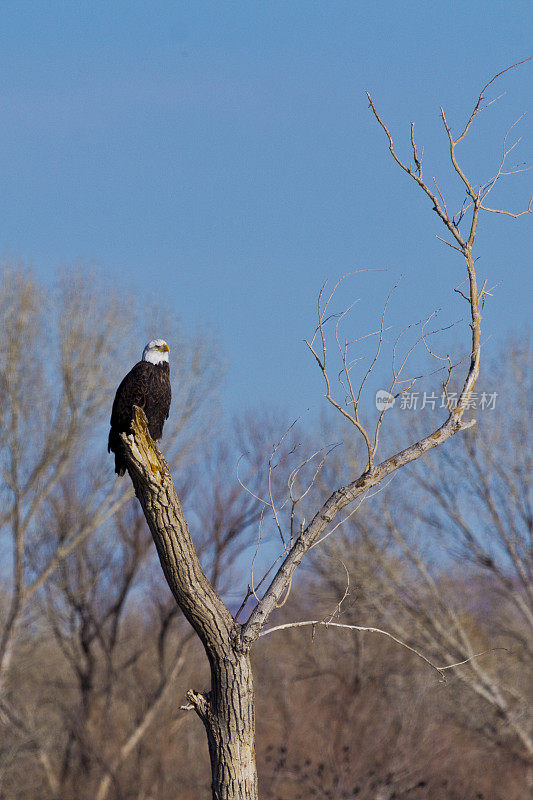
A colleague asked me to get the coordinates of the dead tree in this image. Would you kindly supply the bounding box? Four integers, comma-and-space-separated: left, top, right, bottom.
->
120, 63, 531, 799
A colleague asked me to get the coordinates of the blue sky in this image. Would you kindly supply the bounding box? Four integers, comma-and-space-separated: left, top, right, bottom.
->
1, 1, 531, 422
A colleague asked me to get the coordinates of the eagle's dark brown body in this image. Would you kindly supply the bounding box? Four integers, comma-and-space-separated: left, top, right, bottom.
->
108, 360, 171, 476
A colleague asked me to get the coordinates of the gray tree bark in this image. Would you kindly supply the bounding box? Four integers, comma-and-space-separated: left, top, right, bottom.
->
191, 652, 257, 799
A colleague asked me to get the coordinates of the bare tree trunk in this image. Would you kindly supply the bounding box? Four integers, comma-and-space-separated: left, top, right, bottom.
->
191, 651, 257, 800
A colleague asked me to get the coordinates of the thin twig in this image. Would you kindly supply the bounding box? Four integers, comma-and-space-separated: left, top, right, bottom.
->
258, 620, 510, 683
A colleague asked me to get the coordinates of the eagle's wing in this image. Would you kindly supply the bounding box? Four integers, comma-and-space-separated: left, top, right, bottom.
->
108, 361, 170, 476
109, 361, 150, 433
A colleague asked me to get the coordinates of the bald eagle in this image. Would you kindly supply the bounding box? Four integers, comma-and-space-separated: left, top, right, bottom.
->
108, 339, 172, 476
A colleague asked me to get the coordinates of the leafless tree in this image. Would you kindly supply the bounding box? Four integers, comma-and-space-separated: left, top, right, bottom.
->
0, 266, 221, 796
318, 338, 532, 767
253, 587, 529, 800
119, 63, 532, 799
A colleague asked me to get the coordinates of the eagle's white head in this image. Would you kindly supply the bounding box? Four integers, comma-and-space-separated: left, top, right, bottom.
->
142, 339, 170, 365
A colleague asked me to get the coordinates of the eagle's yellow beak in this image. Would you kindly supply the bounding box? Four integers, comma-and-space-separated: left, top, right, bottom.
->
159, 343, 170, 352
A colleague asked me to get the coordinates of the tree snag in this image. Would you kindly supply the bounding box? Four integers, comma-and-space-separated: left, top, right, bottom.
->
122, 406, 258, 799
119, 62, 531, 799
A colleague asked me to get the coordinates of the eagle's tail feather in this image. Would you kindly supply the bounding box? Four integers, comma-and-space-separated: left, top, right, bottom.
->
115, 451, 127, 477
109, 429, 127, 477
